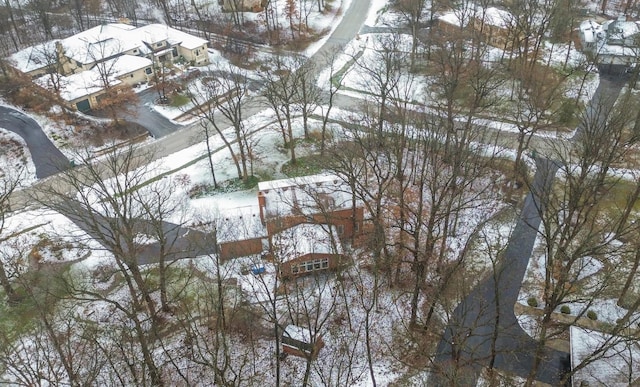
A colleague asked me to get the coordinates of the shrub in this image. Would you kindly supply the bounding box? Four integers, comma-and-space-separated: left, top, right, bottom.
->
587, 310, 597, 320
560, 305, 571, 314
527, 297, 538, 307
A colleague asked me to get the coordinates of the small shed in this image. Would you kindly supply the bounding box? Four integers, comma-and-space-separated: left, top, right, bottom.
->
281, 325, 324, 360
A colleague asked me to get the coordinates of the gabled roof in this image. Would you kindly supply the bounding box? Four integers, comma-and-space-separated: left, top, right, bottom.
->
62, 23, 138, 65
9, 41, 58, 73
51, 23, 207, 66
258, 174, 357, 219
33, 54, 151, 102
579, 17, 640, 59
580, 20, 602, 44
35, 69, 122, 102
283, 325, 313, 343
437, 3, 513, 29
272, 223, 343, 263
136, 24, 207, 50
93, 55, 152, 78
478, 7, 512, 28
603, 16, 640, 40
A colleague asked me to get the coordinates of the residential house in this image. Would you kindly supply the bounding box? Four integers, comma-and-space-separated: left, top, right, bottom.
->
436, 4, 515, 50
216, 206, 268, 261
213, 174, 364, 278
579, 15, 640, 70
257, 174, 364, 241
219, 0, 265, 13
273, 223, 345, 279
436, 9, 470, 36
8, 23, 209, 111
471, 6, 513, 50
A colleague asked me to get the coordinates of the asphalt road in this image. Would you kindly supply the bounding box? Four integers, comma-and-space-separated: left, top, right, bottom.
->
141, 0, 373, 161
0, 106, 70, 178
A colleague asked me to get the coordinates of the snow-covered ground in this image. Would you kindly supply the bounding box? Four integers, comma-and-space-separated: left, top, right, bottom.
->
517, 223, 640, 337
2, 0, 638, 384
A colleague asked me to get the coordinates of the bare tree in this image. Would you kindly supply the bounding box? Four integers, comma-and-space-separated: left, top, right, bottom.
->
0, 166, 23, 303
26, 0, 54, 39
525, 91, 636, 386
189, 66, 252, 181
32, 146, 190, 386
316, 51, 345, 156
261, 55, 301, 164
0, 0, 21, 50
88, 41, 139, 125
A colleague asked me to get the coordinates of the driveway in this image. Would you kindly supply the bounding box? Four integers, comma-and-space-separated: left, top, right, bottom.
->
0, 106, 69, 179
433, 158, 566, 385
86, 87, 184, 139
432, 72, 628, 385
133, 87, 184, 138
59, 200, 217, 265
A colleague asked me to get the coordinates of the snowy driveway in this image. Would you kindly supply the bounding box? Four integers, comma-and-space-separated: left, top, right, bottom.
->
432, 72, 628, 385
0, 106, 69, 178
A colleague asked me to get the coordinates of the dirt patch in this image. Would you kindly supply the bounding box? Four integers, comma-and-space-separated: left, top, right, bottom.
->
75, 121, 149, 148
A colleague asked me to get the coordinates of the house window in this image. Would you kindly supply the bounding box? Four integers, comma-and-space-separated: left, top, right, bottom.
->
337, 224, 344, 235
172, 47, 178, 57
145, 67, 152, 75
133, 49, 138, 53
195, 49, 200, 56
322, 197, 335, 208
156, 42, 163, 47
130, 74, 134, 78
354, 222, 360, 232
296, 258, 329, 273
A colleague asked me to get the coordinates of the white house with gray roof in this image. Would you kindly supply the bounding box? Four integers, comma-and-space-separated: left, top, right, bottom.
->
8, 23, 209, 111
579, 15, 640, 69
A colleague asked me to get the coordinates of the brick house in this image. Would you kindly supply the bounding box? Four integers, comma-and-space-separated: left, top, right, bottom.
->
471, 6, 513, 50
436, 4, 515, 50
216, 206, 267, 261
257, 174, 364, 241
272, 223, 345, 279
220, 0, 265, 12
215, 174, 364, 277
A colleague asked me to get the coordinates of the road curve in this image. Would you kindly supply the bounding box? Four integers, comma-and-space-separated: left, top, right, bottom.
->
307, 0, 372, 67
0, 106, 69, 179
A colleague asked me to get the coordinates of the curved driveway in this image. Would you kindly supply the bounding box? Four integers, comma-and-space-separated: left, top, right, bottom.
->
433, 158, 564, 385
433, 73, 627, 385
0, 106, 69, 179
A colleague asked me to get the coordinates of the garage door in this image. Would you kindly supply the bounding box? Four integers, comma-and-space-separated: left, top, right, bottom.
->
75, 99, 90, 112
